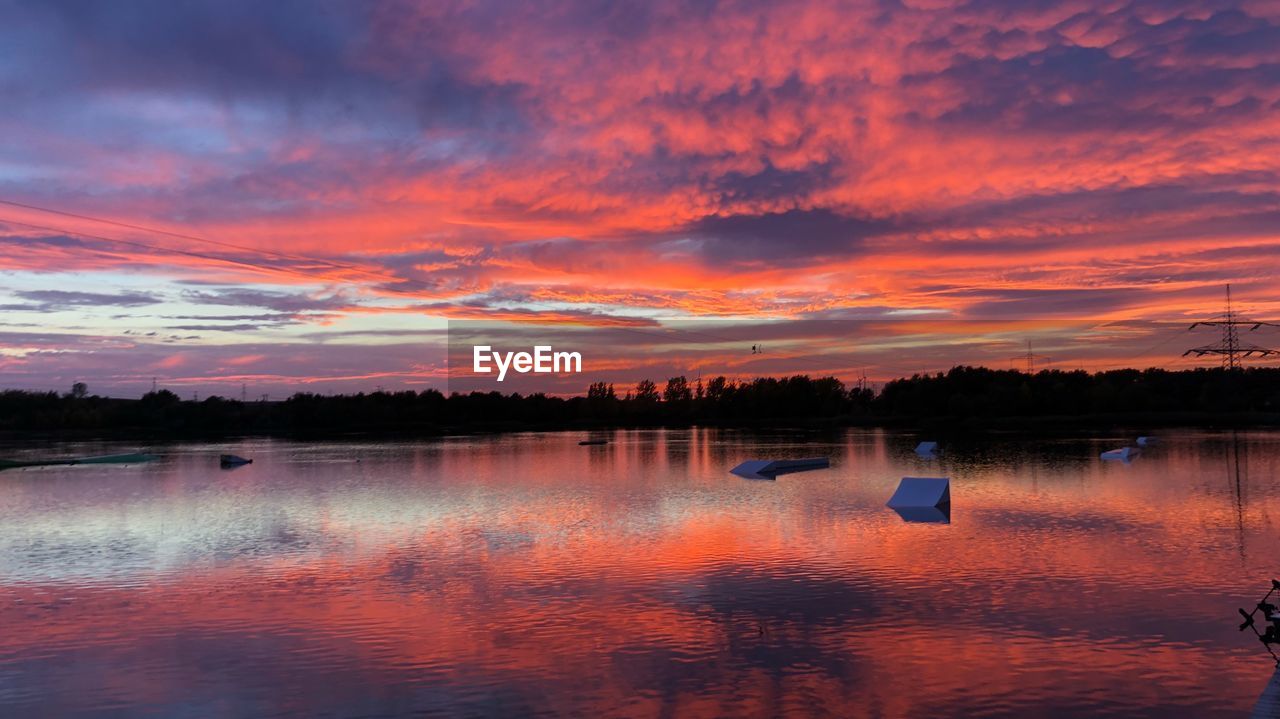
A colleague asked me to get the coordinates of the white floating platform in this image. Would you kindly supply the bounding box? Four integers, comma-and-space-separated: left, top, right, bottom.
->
887, 476, 950, 509
730, 457, 830, 480
1100, 447, 1138, 461
915, 441, 939, 456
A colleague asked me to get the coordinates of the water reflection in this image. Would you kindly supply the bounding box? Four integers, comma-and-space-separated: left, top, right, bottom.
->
1229, 431, 1251, 561
890, 505, 951, 524
0, 429, 1279, 717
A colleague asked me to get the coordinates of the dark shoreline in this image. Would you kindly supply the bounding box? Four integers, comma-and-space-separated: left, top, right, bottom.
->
3, 410, 1278, 444
5, 365, 1278, 442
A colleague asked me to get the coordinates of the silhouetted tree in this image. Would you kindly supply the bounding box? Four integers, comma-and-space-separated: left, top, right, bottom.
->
663, 376, 692, 403
1, 366, 1278, 436
633, 379, 659, 403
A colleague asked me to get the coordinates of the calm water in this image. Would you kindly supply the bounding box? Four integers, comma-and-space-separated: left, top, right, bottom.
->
1, 429, 1278, 718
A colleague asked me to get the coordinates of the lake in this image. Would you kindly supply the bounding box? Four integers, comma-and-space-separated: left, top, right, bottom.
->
0, 429, 1277, 717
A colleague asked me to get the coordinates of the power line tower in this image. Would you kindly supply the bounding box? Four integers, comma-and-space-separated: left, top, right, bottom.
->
1010, 341, 1049, 373
1183, 284, 1280, 369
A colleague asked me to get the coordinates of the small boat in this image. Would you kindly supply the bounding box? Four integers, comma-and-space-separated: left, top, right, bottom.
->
1136, 436, 1157, 447
219, 454, 253, 467
578, 439, 608, 446
0, 452, 158, 470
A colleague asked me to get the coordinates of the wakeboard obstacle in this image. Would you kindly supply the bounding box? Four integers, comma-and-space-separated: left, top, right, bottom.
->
730, 458, 830, 480
886, 476, 951, 523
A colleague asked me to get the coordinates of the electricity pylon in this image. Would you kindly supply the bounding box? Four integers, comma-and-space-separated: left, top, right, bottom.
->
1010, 341, 1049, 373
1183, 284, 1279, 369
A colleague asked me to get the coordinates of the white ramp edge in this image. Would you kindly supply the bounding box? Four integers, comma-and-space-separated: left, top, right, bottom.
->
886, 477, 950, 508
1100, 447, 1138, 461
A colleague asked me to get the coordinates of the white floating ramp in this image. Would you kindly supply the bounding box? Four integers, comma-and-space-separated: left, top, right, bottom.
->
888, 477, 951, 523
730, 457, 830, 480
887, 476, 950, 509
915, 441, 939, 456
0, 452, 158, 470
1100, 447, 1138, 461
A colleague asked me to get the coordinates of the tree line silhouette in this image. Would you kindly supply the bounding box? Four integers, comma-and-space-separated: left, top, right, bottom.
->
2, 365, 1279, 437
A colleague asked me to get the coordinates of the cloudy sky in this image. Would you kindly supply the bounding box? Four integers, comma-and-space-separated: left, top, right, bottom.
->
2, 0, 1280, 396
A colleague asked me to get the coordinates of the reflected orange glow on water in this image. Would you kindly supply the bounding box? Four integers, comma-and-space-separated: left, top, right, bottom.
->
1, 429, 1278, 717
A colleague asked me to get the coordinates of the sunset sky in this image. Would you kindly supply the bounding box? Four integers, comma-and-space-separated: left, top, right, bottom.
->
3, 0, 1280, 396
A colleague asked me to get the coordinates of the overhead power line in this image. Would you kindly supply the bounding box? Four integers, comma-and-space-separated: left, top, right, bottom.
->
0, 198, 403, 287
1, 217, 363, 287
11, 198, 1273, 380
0, 200, 853, 371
